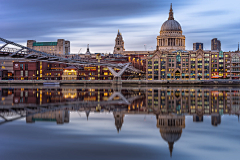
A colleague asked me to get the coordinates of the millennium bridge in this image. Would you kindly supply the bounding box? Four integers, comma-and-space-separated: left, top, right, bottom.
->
0, 37, 144, 81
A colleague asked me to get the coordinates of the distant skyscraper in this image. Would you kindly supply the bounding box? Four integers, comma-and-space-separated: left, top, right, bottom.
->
193, 42, 203, 50
211, 38, 221, 51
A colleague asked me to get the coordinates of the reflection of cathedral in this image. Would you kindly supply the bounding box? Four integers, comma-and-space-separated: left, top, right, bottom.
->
157, 114, 185, 157
147, 88, 229, 120
113, 111, 124, 133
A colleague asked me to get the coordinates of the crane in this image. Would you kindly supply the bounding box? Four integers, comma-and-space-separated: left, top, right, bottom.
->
78, 48, 82, 54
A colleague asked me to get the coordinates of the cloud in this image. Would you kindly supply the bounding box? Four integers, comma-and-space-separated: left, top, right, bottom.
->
1, 0, 240, 52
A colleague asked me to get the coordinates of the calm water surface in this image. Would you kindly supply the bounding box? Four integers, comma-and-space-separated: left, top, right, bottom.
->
0, 85, 239, 160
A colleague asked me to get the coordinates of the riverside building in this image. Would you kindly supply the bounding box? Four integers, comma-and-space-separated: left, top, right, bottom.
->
113, 4, 234, 80
145, 4, 231, 80
27, 39, 70, 55
226, 52, 240, 79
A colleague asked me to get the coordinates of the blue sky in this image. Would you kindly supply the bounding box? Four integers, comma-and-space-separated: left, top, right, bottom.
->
1, 0, 240, 53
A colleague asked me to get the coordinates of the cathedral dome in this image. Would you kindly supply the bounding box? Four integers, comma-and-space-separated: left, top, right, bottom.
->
161, 20, 182, 31
160, 128, 182, 143
160, 3, 182, 32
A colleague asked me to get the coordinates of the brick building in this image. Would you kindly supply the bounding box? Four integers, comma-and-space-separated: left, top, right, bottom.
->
13, 61, 67, 80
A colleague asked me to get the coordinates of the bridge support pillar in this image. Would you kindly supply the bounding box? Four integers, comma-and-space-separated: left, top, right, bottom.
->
113, 76, 122, 85
108, 63, 130, 85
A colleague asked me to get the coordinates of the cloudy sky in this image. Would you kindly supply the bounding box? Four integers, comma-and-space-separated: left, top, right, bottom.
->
1, 0, 240, 53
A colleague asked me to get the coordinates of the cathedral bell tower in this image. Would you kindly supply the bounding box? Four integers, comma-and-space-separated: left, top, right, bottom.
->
113, 30, 125, 54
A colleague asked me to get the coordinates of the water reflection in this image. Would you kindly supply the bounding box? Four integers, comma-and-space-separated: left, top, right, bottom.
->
26, 110, 70, 124
0, 86, 239, 158
157, 114, 185, 157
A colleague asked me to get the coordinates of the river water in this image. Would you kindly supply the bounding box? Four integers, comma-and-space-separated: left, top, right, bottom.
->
0, 85, 239, 160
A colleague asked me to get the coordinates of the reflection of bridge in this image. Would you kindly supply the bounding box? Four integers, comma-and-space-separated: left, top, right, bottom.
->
0, 91, 143, 125
0, 37, 144, 80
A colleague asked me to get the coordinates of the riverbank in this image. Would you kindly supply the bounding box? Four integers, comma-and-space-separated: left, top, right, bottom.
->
0, 79, 240, 85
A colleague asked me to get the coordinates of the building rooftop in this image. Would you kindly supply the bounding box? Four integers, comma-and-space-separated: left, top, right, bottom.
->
33, 42, 57, 46
64, 66, 78, 70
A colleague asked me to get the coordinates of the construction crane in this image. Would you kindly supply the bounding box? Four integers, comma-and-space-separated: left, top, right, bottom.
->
144, 44, 147, 51
78, 48, 82, 54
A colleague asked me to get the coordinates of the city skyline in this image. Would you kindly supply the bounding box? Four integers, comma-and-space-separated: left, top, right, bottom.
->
1, 0, 240, 53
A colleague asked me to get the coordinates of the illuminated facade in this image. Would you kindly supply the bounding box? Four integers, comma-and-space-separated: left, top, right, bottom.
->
146, 49, 231, 80
146, 88, 229, 117
145, 4, 232, 80
62, 66, 78, 80
227, 52, 240, 79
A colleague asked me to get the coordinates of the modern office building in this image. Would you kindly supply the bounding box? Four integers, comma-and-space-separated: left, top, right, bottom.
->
193, 42, 203, 50
27, 39, 70, 55
211, 38, 221, 51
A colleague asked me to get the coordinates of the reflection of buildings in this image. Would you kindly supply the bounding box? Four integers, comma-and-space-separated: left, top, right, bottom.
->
26, 110, 69, 124
193, 114, 203, 122
145, 88, 240, 126
62, 89, 77, 100
157, 114, 185, 157
0, 88, 14, 106
146, 88, 229, 116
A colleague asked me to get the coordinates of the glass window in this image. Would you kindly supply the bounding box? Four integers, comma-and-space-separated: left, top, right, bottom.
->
177, 55, 181, 62
25, 71, 28, 77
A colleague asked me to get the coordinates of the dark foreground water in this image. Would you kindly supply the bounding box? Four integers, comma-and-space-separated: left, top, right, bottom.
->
0, 85, 239, 160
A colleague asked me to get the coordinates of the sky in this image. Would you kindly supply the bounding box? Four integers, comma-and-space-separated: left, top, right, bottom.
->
1, 0, 240, 53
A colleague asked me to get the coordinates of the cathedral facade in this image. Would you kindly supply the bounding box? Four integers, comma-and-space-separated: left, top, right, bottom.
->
113, 4, 235, 80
